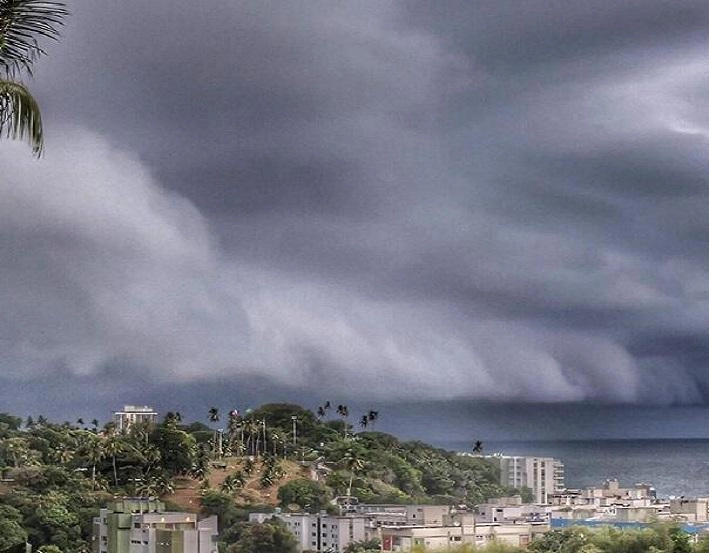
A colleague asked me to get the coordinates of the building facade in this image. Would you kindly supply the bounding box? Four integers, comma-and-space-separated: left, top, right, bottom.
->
92, 499, 218, 553
249, 511, 367, 552
487, 455, 565, 504
113, 406, 159, 432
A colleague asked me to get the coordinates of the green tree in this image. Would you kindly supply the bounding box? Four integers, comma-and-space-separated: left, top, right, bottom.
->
0, 0, 67, 156
343, 539, 380, 553
151, 422, 196, 476
0, 504, 28, 551
277, 478, 332, 512
38, 547, 63, 553
226, 520, 297, 553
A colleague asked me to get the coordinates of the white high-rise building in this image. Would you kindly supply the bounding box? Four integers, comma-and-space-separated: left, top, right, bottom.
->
487, 455, 564, 504
113, 405, 158, 432
249, 511, 367, 552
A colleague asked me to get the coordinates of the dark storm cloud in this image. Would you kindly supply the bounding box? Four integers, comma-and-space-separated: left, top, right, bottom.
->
6, 0, 709, 418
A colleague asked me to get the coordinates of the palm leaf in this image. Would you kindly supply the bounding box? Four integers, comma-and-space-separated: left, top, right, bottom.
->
0, 0, 68, 76
0, 78, 43, 155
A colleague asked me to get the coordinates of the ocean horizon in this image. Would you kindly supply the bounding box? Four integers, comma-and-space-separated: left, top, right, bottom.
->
432, 438, 709, 499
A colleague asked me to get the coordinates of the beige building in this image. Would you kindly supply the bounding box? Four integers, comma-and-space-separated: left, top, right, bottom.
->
380, 521, 550, 551
670, 498, 709, 522
113, 406, 159, 432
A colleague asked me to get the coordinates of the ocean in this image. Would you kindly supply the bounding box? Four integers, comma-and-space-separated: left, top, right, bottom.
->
436, 439, 709, 498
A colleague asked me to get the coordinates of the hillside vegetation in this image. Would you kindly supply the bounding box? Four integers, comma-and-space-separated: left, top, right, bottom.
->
0, 404, 518, 552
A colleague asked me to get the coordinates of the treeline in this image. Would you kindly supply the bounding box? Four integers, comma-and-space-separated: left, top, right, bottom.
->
0, 404, 518, 552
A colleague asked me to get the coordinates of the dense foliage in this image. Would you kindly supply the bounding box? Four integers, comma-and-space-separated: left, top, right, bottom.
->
0, 403, 517, 551
4, 403, 693, 553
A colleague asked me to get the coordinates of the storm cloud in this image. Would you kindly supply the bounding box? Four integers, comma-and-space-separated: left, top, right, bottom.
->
6, 0, 709, 419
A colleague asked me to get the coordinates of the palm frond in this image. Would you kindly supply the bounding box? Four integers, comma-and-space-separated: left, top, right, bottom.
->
0, 0, 68, 76
0, 78, 43, 155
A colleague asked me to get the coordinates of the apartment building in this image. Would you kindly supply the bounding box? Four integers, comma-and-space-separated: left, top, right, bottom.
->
92, 499, 218, 553
380, 521, 550, 551
671, 498, 709, 522
249, 511, 367, 552
113, 406, 159, 432
486, 455, 565, 504
476, 499, 551, 524
251, 503, 551, 552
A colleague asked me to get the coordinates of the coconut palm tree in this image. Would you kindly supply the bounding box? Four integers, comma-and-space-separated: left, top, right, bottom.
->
0, 0, 68, 156
104, 434, 124, 486
472, 440, 483, 454
80, 433, 105, 489
336, 405, 349, 437
341, 448, 364, 507
367, 410, 379, 429
208, 407, 220, 457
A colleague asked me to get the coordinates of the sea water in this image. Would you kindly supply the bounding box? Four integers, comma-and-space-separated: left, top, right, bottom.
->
437, 439, 709, 498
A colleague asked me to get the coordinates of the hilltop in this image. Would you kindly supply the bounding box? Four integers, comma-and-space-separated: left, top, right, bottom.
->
0, 404, 523, 551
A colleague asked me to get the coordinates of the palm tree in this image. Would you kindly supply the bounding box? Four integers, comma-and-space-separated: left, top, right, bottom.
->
367, 410, 379, 430
104, 434, 124, 486
341, 448, 364, 507
336, 405, 349, 437
208, 407, 220, 457
359, 415, 368, 429
472, 440, 483, 454
0, 0, 67, 156
80, 433, 105, 489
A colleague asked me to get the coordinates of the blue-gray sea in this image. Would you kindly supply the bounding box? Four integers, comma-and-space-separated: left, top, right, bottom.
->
437, 440, 709, 498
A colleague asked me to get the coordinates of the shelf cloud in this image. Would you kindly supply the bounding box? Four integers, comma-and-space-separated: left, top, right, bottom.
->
6, 0, 709, 416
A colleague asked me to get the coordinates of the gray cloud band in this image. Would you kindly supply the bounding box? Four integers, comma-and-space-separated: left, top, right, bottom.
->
4, 0, 709, 409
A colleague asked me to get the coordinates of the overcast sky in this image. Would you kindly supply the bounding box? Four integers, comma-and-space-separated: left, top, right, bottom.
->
4, 1, 709, 437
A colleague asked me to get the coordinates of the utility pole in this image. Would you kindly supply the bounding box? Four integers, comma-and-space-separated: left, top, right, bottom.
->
291, 415, 297, 447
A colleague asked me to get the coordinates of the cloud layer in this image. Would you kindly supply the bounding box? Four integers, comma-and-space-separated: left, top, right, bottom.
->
6, 0, 709, 411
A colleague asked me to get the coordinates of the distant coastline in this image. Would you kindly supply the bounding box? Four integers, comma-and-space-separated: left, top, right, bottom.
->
436, 439, 709, 498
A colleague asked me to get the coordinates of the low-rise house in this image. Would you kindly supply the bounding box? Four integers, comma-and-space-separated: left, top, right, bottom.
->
476, 497, 551, 524
380, 521, 550, 551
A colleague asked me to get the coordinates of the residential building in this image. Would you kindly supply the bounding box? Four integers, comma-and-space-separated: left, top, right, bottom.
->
113, 406, 159, 432
476, 498, 551, 524
485, 455, 565, 504
380, 521, 550, 551
671, 498, 709, 522
251, 504, 551, 552
92, 498, 218, 553
248, 510, 367, 553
